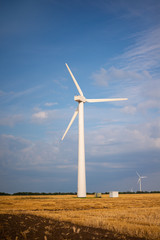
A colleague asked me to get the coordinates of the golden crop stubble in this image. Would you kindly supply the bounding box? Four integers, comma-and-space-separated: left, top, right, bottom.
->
0, 194, 160, 239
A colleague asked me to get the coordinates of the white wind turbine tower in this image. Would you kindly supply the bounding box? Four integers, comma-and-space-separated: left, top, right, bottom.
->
62, 63, 128, 198
136, 171, 147, 192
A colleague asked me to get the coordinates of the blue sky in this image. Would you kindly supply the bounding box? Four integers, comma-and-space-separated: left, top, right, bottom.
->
0, 0, 160, 193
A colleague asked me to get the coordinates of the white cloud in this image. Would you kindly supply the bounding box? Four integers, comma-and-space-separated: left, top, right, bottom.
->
137, 100, 160, 113
31, 106, 78, 126
92, 68, 109, 86
45, 102, 58, 107
122, 105, 137, 115
32, 111, 48, 119
85, 119, 160, 157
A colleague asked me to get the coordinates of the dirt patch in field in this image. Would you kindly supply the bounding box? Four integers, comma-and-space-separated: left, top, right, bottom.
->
0, 214, 146, 240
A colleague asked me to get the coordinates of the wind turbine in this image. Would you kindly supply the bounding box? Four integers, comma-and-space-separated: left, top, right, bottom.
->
62, 63, 128, 198
136, 171, 147, 192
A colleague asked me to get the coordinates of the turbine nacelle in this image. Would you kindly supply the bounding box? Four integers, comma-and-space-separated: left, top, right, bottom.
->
74, 95, 86, 103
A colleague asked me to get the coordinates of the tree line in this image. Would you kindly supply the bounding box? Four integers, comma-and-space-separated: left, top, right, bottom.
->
0, 191, 160, 196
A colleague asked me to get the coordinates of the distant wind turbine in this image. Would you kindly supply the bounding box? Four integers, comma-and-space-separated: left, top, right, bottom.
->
62, 63, 128, 198
136, 171, 147, 192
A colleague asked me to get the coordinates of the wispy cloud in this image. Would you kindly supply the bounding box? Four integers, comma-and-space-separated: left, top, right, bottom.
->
91, 68, 109, 87
115, 26, 160, 74
0, 90, 5, 96
53, 79, 68, 90
122, 105, 137, 115
0, 114, 23, 127
0, 85, 42, 103
91, 26, 160, 115
0, 133, 76, 173
91, 67, 150, 87
92, 26, 160, 86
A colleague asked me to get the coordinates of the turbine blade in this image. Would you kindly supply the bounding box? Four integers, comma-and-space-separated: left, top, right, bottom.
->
142, 176, 147, 178
136, 171, 140, 177
86, 98, 128, 103
65, 63, 83, 96
61, 107, 78, 141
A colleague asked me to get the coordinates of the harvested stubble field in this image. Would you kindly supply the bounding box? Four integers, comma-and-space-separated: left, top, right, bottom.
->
0, 194, 160, 240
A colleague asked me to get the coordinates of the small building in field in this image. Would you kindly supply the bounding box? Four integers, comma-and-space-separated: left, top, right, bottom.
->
95, 193, 101, 198
109, 191, 119, 198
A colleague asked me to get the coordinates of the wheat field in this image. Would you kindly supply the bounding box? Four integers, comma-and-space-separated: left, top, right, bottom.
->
0, 194, 160, 239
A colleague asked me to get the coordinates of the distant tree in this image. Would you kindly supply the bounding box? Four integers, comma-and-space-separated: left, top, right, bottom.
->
0, 192, 10, 195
